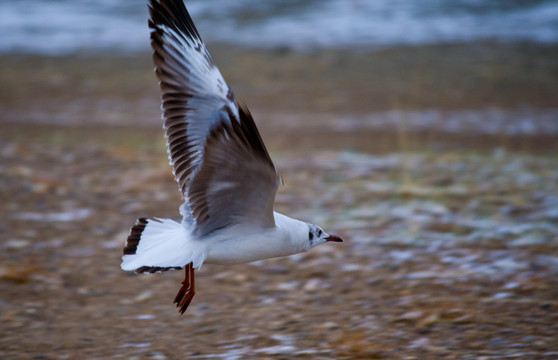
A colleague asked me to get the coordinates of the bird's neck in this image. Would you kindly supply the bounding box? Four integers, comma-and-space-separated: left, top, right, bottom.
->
273, 212, 310, 253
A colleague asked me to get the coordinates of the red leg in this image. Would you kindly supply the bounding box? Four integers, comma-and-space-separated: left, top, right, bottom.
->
173, 262, 195, 314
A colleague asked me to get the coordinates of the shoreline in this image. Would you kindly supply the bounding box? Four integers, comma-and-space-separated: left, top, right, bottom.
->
1, 41, 557, 111
2, 117, 557, 156
1, 41, 557, 154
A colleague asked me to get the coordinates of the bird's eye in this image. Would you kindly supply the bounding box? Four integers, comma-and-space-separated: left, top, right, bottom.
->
309, 232, 314, 240
318, 229, 322, 236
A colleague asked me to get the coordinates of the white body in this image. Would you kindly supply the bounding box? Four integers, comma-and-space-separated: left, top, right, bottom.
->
121, 212, 312, 271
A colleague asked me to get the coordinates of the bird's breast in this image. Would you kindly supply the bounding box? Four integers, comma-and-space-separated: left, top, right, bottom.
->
204, 230, 300, 265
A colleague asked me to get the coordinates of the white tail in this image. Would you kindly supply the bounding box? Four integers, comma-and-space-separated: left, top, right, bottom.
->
121, 218, 203, 273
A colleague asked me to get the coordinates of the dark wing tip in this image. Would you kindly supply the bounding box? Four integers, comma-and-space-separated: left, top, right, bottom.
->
148, 0, 201, 40
135, 266, 182, 274
123, 218, 148, 255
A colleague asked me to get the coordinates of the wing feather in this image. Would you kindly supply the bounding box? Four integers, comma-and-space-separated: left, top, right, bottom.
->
189, 104, 279, 236
148, 0, 279, 236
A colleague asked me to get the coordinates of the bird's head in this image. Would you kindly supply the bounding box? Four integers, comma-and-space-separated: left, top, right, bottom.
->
306, 223, 343, 249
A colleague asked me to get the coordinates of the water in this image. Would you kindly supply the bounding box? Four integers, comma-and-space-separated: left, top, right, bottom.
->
1, 0, 557, 55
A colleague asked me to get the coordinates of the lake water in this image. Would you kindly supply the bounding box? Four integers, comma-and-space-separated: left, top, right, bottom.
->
1, 0, 557, 54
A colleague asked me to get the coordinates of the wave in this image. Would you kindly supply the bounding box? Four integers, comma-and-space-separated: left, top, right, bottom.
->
1, 0, 557, 54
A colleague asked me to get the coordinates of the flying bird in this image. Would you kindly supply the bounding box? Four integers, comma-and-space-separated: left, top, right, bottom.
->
121, 0, 343, 314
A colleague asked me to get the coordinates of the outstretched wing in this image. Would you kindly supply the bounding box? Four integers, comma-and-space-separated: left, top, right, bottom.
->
149, 0, 236, 194
149, 0, 279, 236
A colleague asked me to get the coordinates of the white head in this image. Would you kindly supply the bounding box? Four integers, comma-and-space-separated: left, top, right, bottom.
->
306, 222, 343, 249
273, 212, 343, 253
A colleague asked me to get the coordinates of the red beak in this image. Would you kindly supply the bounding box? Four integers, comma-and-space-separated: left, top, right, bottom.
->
325, 234, 343, 242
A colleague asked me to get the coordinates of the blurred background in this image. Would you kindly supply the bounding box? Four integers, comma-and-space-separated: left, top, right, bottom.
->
1, 0, 557, 358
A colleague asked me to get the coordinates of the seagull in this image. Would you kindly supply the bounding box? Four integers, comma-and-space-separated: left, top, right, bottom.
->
121, 0, 343, 315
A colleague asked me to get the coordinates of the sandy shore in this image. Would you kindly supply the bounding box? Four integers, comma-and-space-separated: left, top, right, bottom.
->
1, 42, 558, 359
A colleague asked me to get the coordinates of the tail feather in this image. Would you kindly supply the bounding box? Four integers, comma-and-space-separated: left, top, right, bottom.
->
121, 217, 203, 272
